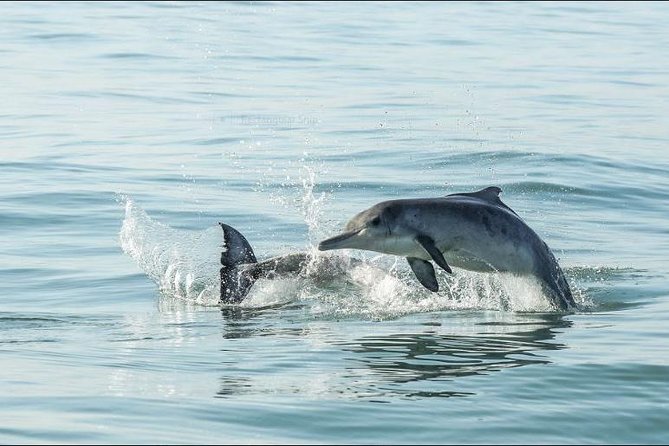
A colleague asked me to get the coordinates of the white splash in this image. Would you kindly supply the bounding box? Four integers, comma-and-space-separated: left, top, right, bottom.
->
300, 165, 329, 249
119, 198, 221, 305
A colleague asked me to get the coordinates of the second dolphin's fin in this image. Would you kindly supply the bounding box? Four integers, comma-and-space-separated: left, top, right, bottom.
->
407, 257, 439, 292
416, 235, 452, 274
219, 223, 258, 304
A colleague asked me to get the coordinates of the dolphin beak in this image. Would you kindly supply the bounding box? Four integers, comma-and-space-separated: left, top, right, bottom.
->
318, 229, 362, 251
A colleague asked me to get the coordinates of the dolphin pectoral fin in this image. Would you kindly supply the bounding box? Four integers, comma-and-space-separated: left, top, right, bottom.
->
407, 257, 439, 292
415, 235, 453, 274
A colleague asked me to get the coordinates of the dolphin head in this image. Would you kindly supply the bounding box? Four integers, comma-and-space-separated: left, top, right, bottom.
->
318, 202, 410, 253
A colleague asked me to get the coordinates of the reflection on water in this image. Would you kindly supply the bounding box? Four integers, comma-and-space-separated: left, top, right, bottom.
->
216, 309, 571, 400
343, 316, 568, 397
219, 304, 307, 339
338, 314, 570, 400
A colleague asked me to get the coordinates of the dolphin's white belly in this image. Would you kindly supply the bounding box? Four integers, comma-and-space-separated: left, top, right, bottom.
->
358, 232, 536, 275
441, 236, 536, 274
444, 250, 497, 272
376, 236, 429, 259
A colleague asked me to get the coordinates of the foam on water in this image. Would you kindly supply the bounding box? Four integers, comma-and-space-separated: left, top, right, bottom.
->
309, 265, 559, 320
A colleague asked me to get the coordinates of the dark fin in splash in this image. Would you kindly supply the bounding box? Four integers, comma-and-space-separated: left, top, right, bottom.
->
220, 223, 257, 266
448, 186, 519, 216
415, 235, 452, 274
407, 257, 439, 292
219, 223, 258, 304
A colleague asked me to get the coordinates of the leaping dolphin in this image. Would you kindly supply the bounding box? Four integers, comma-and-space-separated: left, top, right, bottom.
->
317, 187, 575, 311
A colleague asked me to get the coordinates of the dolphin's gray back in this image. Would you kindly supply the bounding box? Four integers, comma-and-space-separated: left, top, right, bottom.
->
248, 253, 310, 279
455, 190, 574, 310
448, 190, 574, 310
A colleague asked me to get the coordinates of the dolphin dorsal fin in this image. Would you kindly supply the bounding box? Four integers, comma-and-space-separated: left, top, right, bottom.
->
219, 223, 257, 266
219, 223, 258, 304
469, 186, 502, 201
447, 186, 518, 216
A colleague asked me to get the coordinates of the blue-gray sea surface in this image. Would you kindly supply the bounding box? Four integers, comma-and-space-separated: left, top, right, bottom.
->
2, 2, 669, 444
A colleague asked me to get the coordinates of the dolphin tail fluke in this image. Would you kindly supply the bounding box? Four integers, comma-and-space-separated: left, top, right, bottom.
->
540, 267, 576, 312
219, 223, 258, 304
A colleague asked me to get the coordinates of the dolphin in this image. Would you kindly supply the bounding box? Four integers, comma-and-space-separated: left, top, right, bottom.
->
317, 187, 575, 311
219, 223, 360, 304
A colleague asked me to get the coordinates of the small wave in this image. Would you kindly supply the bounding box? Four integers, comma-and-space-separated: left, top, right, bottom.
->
28, 32, 98, 42
101, 52, 178, 61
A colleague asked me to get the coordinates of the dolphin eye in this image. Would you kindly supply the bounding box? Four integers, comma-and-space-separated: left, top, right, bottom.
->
370, 217, 381, 226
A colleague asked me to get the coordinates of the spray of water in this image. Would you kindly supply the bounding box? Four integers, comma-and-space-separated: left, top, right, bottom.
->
300, 166, 328, 249
119, 198, 222, 306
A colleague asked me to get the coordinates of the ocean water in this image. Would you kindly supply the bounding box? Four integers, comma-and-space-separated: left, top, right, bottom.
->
2, 1, 669, 443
